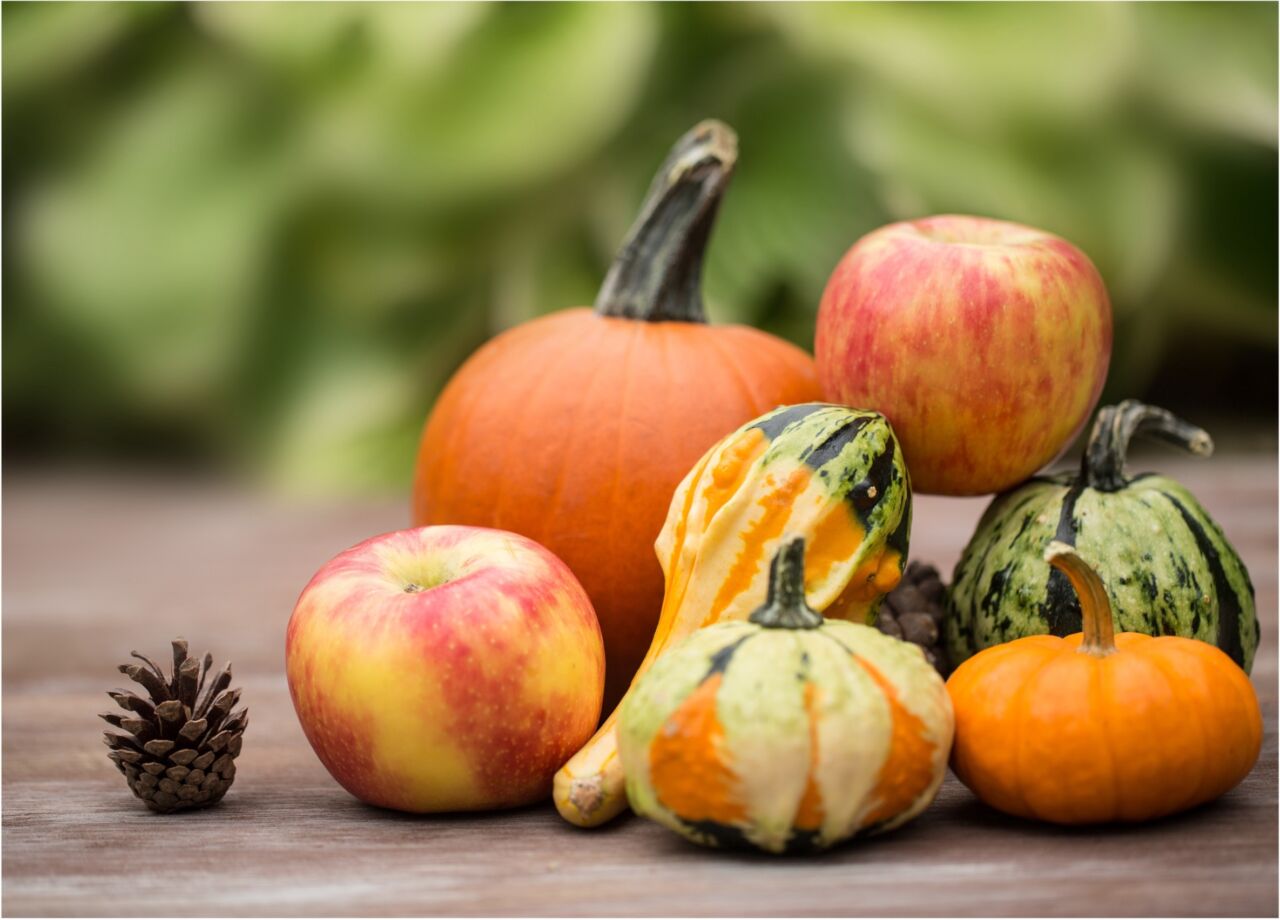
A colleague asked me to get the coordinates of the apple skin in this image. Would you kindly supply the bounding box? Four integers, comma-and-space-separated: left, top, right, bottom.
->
285, 525, 605, 813
816, 215, 1112, 496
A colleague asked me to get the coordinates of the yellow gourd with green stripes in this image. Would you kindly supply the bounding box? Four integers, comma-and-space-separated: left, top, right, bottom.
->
619, 538, 952, 852
554, 403, 913, 827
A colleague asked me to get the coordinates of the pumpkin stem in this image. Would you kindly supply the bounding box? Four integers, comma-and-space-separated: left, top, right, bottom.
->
749, 537, 824, 630
1044, 541, 1116, 656
593, 120, 736, 323
1082, 400, 1213, 492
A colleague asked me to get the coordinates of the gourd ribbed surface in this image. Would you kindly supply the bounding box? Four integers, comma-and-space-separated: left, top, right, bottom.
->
620, 620, 952, 852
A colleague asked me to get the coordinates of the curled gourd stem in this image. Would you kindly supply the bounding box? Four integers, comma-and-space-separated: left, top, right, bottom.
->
593, 120, 737, 324
1044, 541, 1116, 656
1082, 400, 1213, 493
749, 537, 824, 630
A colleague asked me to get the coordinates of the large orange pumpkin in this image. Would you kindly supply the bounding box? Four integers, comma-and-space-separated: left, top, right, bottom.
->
412, 121, 822, 707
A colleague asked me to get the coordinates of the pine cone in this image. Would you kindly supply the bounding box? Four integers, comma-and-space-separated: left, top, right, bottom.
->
101, 639, 247, 813
878, 561, 949, 675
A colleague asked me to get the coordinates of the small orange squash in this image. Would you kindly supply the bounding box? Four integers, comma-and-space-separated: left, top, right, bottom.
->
947, 541, 1262, 825
412, 121, 821, 709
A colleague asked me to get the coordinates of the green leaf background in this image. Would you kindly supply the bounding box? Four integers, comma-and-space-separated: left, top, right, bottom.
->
4, 2, 1275, 494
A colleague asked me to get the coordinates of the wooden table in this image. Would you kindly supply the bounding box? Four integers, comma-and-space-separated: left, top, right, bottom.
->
4, 458, 1276, 917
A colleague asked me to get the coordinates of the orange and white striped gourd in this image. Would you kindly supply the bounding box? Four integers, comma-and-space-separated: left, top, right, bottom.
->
619, 538, 952, 852
554, 403, 912, 827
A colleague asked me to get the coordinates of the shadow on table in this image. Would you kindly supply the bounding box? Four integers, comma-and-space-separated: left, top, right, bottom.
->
632, 779, 1276, 864
930, 783, 1271, 839
293, 789, 643, 838
207, 768, 1275, 867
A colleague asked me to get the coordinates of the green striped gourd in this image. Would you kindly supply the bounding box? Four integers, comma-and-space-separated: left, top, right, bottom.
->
554, 402, 912, 828
947, 401, 1258, 672
619, 538, 953, 853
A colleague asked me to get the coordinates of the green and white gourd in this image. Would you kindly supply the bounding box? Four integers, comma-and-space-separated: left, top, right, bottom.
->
619, 538, 952, 854
947, 400, 1258, 672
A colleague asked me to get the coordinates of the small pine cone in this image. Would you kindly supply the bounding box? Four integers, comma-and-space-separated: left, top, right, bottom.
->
101, 639, 247, 813
878, 562, 949, 675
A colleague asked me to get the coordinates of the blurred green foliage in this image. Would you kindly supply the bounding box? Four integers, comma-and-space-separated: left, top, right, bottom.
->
4, 2, 1276, 493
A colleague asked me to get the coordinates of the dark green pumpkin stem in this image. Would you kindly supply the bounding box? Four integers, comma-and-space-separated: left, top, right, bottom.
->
1044, 542, 1116, 656
1082, 400, 1213, 492
593, 120, 736, 323
749, 537, 824, 630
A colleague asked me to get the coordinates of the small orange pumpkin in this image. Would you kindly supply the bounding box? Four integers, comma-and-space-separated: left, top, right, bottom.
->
947, 540, 1262, 825
412, 121, 821, 708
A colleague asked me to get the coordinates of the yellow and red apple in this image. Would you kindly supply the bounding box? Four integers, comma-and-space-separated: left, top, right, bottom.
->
286, 525, 605, 812
816, 214, 1112, 496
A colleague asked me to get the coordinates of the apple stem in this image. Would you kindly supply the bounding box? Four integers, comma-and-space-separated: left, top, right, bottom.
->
593, 120, 736, 324
1081, 400, 1213, 493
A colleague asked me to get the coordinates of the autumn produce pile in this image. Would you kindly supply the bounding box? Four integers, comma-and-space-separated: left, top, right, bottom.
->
280, 121, 1261, 853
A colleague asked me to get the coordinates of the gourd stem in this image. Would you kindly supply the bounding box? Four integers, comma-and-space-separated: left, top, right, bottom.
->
1044, 542, 1116, 656
1082, 400, 1213, 492
593, 120, 737, 323
748, 537, 824, 630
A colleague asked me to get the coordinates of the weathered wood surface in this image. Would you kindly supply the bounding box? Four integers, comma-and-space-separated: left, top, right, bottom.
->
4, 457, 1276, 917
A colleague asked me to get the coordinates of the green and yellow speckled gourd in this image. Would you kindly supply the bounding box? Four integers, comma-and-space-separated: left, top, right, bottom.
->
618, 538, 953, 854
947, 400, 1258, 672
555, 402, 912, 828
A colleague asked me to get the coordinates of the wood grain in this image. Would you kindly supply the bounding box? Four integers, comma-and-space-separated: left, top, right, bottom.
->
4, 458, 1276, 917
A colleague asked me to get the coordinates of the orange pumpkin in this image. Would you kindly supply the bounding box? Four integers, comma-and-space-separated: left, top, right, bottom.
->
412, 121, 821, 707
947, 541, 1262, 825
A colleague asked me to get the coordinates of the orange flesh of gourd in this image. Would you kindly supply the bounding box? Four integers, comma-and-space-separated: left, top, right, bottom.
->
873, 550, 904, 593
659, 429, 767, 647
702, 428, 769, 528
793, 682, 826, 831
648, 674, 748, 826
704, 467, 812, 625
856, 657, 938, 826
805, 504, 866, 591
661, 449, 716, 603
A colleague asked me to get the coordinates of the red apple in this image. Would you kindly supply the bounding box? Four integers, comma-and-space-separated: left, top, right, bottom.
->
285, 525, 605, 812
816, 215, 1112, 495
